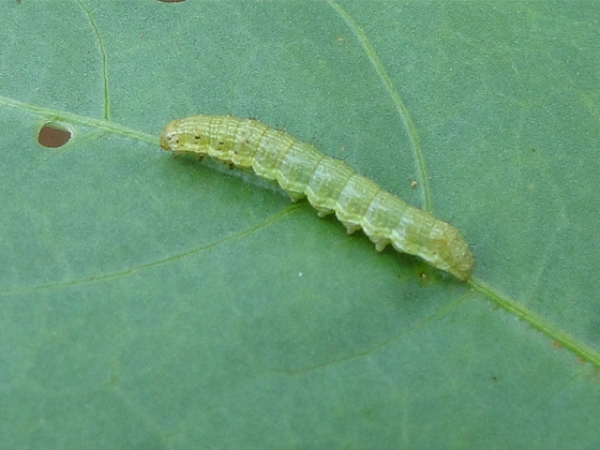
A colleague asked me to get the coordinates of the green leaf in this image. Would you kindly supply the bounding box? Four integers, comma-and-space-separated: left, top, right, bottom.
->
1, 1, 599, 448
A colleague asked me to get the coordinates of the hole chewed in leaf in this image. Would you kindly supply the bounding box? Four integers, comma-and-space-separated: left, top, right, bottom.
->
38, 123, 71, 148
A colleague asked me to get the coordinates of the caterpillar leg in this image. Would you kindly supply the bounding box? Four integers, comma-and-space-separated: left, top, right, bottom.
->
286, 190, 305, 203
370, 236, 390, 252
316, 207, 334, 218
340, 220, 361, 235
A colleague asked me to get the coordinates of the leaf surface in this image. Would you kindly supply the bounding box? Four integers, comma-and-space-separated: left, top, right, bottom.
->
1, 1, 599, 448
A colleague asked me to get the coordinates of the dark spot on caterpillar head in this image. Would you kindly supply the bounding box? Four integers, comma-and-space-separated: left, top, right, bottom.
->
228, 163, 235, 170
195, 135, 201, 140
219, 141, 224, 145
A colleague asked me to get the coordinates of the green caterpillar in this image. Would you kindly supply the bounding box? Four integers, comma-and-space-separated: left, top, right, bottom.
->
159, 115, 474, 280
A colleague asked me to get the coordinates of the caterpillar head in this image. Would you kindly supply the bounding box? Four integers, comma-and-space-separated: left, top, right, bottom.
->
159, 117, 213, 156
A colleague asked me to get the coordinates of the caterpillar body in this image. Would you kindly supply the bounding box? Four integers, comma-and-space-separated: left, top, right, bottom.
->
159, 115, 474, 281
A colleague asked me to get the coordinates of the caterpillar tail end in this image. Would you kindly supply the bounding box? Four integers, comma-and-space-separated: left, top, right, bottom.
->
417, 220, 474, 282
448, 248, 474, 282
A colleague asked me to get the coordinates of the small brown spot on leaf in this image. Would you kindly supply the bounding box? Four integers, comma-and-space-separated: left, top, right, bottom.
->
38, 123, 71, 148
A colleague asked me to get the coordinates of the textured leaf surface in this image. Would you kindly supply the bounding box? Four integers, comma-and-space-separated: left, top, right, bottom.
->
1, 1, 599, 449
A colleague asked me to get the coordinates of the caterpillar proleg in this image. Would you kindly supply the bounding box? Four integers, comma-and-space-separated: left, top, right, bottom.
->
159, 115, 474, 280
